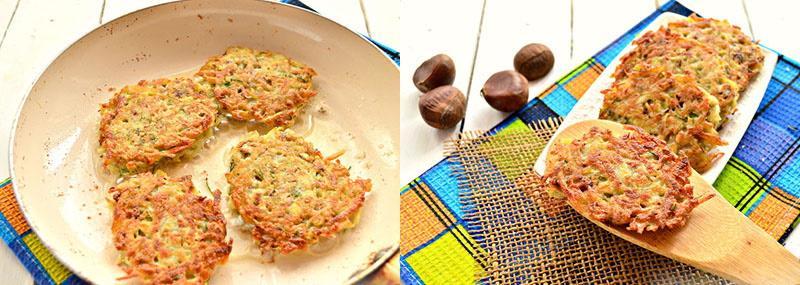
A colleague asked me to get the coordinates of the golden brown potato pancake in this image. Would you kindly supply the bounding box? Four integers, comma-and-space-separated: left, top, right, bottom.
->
543, 126, 712, 233
196, 46, 317, 127
110, 171, 231, 284
601, 65, 724, 172
669, 14, 764, 89
601, 16, 763, 172
614, 28, 742, 119
226, 129, 370, 255
99, 78, 218, 175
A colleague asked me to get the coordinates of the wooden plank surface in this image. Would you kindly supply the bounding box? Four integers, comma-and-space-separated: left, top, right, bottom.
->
302, 0, 369, 36
461, 0, 571, 131
360, 0, 400, 48
101, 0, 170, 23
745, 0, 800, 61
0, 0, 103, 283
0, 0, 18, 37
572, 0, 655, 61
679, 0, 752, 37
0, 243, 29, 285
0, 0, 103, 185
102, 0, 369, 34
399, 0, 484, 182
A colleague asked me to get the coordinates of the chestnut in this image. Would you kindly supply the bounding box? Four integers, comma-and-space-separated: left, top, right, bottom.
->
413, 54, 456, 92
481, 70, 529, 112
514, 43, 554, 81
419, 85, 466, 129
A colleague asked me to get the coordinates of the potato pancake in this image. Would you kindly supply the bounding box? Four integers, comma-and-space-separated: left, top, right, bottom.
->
601, 16, 763, 173
110, 171, 231, 284
601, 66, 724, 172
196, 46, 317, 127
226, 129, 370, 255
614, 28, 741, 119
99, 78, 218, 175
543, 126, 713, 233
669, 14, 764, 89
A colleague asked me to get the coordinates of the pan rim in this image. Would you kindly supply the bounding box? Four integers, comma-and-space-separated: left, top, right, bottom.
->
7, 0, 398, 283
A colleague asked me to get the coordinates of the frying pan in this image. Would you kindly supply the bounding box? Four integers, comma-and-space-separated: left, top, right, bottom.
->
9, 0, 399, 283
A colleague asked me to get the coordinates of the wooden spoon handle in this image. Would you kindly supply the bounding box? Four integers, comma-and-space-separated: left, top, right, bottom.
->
580, 192, 800, 284
674, 177, 800, 284
709, 226, 800, 284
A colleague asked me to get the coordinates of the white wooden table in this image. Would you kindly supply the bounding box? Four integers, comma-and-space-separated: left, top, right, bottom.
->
0, 0, 396, 283
399, 0, 800, 273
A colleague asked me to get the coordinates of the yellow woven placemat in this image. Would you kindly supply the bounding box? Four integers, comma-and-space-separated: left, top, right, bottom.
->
446, 118, 729, 284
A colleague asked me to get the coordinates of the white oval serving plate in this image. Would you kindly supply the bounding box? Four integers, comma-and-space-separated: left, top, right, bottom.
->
533, 12, 778, 182
9, 0, 399, 283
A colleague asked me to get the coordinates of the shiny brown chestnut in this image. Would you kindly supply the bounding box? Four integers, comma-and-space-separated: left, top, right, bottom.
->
514, 43, 554, 81
419, 85, 466, 129
413, 54, 456, 92
481, 70, 529, 112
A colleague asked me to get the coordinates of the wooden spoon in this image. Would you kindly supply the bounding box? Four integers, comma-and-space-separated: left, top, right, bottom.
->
544, 119, 800, 284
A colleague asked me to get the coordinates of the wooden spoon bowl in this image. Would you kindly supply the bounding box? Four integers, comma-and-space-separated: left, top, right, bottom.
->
545, 119, 800, 284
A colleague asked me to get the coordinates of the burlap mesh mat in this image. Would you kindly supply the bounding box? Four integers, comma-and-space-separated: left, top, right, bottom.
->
445, 118, 730, 284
